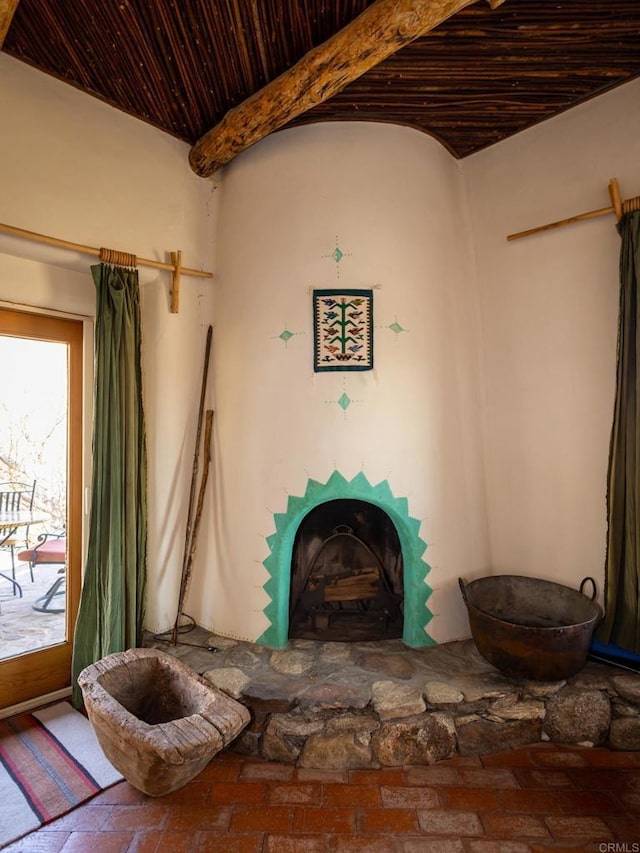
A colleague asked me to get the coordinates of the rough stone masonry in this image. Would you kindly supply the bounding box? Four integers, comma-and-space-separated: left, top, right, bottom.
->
149, 629, 640, 769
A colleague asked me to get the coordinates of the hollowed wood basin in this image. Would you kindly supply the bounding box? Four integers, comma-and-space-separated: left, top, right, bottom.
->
77, 647, 250, 796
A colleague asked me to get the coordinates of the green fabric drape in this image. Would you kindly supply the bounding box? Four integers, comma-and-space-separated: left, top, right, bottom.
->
598, 211, 640, 654
72, 263, 147, 707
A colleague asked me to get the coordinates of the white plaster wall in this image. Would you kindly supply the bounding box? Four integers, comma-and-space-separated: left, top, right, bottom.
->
0, 54, 217, 631
6, 47, 633, 648
464, 78, 640, 601
199, 122, 489, 643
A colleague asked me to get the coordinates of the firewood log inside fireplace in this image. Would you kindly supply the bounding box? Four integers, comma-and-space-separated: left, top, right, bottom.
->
322, 567, 379, 602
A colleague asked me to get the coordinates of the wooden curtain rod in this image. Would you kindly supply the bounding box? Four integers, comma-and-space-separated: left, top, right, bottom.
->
0, 220, 213, 313
507, 178, 639, 242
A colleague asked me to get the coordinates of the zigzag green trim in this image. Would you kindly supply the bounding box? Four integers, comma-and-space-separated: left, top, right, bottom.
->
258, 470, 434, 648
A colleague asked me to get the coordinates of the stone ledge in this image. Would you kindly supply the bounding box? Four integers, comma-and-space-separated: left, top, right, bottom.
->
147, 629, 640, 769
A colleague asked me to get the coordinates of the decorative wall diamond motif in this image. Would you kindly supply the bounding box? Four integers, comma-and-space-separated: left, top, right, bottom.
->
323, 378, 363, 418
313, 289, 373, 372
337, 392, 351, 411
322, 237, 351, 279
272, 325, 304, 348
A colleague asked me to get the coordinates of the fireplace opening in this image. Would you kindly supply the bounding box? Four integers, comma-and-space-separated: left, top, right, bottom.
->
288, 499, 404, 642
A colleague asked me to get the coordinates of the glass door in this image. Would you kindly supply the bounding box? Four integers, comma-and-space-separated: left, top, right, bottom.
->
0, 307, 83, 709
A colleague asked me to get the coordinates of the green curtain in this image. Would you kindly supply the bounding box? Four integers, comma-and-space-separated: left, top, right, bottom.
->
598, 211, 640, 654
72, 263, 147, 706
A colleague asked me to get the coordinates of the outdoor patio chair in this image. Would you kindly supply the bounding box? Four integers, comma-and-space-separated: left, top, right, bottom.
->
0, 480, 36, 594
17, 529, 66, 613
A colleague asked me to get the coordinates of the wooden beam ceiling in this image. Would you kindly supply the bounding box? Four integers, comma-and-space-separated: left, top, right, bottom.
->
189, 0, 506, 177
4, 1, 640, 163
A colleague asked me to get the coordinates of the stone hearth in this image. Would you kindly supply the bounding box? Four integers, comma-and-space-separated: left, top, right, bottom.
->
147, 629, 640, 769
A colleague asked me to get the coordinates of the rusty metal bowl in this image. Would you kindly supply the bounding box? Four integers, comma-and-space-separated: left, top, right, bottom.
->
459, 575, 602, 681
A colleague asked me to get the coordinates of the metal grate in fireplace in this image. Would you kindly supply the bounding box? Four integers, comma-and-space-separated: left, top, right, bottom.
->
289, 499, 403, 642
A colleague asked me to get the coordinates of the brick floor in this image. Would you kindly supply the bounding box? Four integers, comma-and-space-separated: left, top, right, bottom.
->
3, 743, 640, 852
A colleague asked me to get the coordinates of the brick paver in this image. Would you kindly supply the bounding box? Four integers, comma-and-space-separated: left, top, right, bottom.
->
3, 744, 639, 852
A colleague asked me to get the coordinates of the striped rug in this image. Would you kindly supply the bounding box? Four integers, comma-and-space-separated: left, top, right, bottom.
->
0, 701, 122, 849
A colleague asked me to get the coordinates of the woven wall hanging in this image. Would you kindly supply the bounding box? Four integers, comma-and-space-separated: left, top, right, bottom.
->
313, 289, 373, 372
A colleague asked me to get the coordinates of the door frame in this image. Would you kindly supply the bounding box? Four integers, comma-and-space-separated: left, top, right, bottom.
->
0, 306, 89, 710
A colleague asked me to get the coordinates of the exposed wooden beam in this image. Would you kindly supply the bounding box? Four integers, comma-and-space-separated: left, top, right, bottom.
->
0, 0, 20, 47
189, 0, 507, 177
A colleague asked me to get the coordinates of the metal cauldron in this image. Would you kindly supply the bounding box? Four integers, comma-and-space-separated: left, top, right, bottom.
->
459, 575, 602, 681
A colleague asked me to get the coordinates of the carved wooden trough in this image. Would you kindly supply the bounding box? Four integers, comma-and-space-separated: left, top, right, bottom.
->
78, 647, 250, 796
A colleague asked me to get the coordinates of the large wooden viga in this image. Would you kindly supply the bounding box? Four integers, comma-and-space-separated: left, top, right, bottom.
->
0, 0, 20, 47
189, 0, 507, 178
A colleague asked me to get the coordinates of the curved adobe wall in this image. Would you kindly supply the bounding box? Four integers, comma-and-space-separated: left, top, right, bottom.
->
186, 122, 489, 645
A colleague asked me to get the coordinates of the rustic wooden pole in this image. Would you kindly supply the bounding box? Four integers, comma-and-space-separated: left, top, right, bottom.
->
170, 250, 183, 314
609, 177, 623, 222
507, 178, 634, 242
507, 205, 615, 242
0, 0, 20, 48
171, 327, 213, 645
189, 0, 507, 177
180, 409, 214, 605
0, 221, 212, 281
